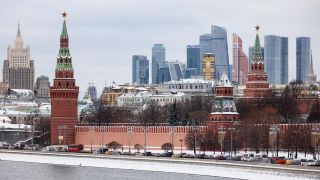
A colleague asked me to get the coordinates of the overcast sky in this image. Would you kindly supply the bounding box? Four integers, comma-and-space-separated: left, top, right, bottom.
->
0, 0, 319, 98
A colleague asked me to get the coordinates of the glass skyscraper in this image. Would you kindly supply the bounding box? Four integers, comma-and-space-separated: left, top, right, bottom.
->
264, 35, 288, 85
232, 33, 248, 85
296, 37, 311, 83
132, 55, 149, 84
186, 45, 201, 75
152, 44, 165, 84
200, 25, 230, 80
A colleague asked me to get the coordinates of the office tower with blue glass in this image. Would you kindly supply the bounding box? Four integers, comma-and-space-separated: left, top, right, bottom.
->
264, 35, 288, 85
296, 37, 311, 83
151, 44, 165, 84
200, 25, 230, 79
132, 55, 149, 84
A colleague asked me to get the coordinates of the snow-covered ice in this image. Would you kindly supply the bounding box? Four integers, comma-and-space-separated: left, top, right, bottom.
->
0, 152, 318, 180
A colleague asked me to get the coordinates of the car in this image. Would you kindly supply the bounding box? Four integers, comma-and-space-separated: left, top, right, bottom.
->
231, 155, 242, 161
172, 154, 181, 158
196, 154, 206, 159
68, 144, 80, 152
255, 154, 263, 162
292, 159, 301, 165
105, 151, 113, 156
214, 155, 226, 160
300, 159, 308, 166
97, 148, 108, 154
307, 159, 316, 166
241, 154, 250, 161
144, 152, 152, 156
276, 157, 287, 164
286, 159, 293, 165
315, 160, 320, 166
163, 152, 173, 157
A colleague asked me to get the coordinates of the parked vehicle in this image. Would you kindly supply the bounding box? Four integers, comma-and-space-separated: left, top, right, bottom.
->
97, 148, 108, 154
144, 152, 152, 156
241, 154, 249, 161
292, 159, 301, 165
163, 152, 173, 157
286, 159, 293, 165
214, 155, 226, 160
300, 159, 308, 166
196, 154, 206, 159
276, 157, 287, 164
68, 144, 80, 152
231, 155, 242, 161
315, 160, 320, 166
307, 159, 316, 166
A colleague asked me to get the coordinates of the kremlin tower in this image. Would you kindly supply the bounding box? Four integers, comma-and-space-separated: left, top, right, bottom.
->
50, 13, 79, 145
243, 26, 271, 98
208, 71, 239, 129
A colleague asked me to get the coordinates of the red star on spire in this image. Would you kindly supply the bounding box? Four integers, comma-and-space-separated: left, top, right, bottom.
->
255, 25, 260, 32
62, 12, 67, 19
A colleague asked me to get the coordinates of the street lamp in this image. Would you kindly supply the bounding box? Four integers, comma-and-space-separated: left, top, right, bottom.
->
89, 126, 94, 152
1, 126, 4, 149
169, 126, 176, 152
311, 126, 320, 160
179, 139, 183, 157
192, 125, 199, 156
218, 127, 226, 155
127, 126, 133, 153
269, 125, 280, 157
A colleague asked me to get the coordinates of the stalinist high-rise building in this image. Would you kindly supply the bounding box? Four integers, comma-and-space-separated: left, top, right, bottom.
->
3, 24, 35, 90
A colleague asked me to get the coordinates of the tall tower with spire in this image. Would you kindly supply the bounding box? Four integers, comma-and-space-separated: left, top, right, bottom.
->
243, 26, 271, 97
3, 23, 35, 90
50, 13, 79, 145
307, 50, 317, 83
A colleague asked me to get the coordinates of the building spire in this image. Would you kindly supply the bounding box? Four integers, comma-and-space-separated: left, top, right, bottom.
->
17, 22, 21, 37
252, 25, 263, 63
56, 12, 72, 70
61, 12, 68, 37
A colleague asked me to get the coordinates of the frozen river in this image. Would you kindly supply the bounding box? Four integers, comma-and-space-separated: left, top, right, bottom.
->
0, 151, 318, 180
0, 160, 228, 180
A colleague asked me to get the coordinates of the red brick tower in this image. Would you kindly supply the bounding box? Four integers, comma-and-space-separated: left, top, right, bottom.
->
50, 12, 79, 145
243, 26, 271, 97
208, 71, 239, 130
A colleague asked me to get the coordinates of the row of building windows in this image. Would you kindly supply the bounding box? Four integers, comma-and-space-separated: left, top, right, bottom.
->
168, 84, 209, 90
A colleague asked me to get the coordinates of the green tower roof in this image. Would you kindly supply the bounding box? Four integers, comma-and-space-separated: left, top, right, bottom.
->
56, 16, 73, 70
252, 27, 263, 63
61, 20, 68, 37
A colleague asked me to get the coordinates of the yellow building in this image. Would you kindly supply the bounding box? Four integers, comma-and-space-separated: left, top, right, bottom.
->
202, 53, 215, 80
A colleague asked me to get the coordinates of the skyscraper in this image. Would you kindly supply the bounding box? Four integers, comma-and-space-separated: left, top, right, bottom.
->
34, 75, 50, 99
296, 37, 311, 83
186, 45, 201, 75
152, 44, 165, 84
87, 83, 97, 101
202, 53, 215, 80
200, 25, 229, 79
264, 35, 288, 85
3, 23, 35, 90
232, 34, 249, 85
158, 61, 184, 83
50, 13, 79, 145
132, 55, 149, 84
307, 50, 317, 82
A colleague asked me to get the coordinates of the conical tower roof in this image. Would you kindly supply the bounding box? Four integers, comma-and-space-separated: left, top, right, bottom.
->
252, 26, 263, 63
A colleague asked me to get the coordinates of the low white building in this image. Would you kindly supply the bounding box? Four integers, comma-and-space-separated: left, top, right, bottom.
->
158, 79, 215, 95
117, 91, 151, 107
149, 92, 186, 106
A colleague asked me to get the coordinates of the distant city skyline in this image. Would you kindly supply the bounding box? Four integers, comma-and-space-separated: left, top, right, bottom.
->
0, 0, 319, 97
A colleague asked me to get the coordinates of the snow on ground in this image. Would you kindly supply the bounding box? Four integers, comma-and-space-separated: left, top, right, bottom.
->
0, 152, 316, 180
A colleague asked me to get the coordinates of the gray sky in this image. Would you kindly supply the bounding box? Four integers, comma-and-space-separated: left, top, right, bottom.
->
0, 0, 319, 98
